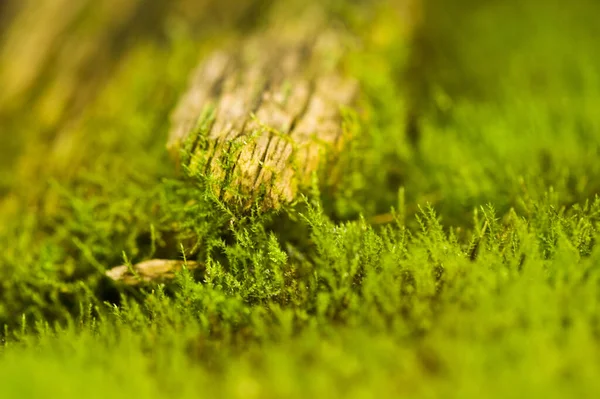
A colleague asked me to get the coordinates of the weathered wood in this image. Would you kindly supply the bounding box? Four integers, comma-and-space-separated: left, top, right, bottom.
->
169, 22, 358, 209
106, 259, 201, 286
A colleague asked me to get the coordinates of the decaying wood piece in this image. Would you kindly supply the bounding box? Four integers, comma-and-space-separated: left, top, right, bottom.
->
168, 19, 359, 209
105, 259, 201, 286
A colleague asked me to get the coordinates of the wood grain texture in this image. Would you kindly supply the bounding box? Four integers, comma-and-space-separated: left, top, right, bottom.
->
169, 24, 358, 209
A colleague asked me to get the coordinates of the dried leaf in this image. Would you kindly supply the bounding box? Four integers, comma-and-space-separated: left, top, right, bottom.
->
105, 259, 202, 285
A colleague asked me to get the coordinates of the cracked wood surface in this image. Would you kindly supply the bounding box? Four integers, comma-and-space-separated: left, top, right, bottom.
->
168, 25, 358, 209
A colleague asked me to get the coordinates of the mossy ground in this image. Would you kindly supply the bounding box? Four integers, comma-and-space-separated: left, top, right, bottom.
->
1, 1, 600, 397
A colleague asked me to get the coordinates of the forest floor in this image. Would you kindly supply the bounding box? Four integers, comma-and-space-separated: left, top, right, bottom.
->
1, 1, 600, 398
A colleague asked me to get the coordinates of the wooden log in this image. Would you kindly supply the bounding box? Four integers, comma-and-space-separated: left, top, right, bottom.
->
168, 18, 359, 209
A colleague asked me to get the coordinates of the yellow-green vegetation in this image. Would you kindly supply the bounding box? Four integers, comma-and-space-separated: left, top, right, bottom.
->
1, 0, 600, 398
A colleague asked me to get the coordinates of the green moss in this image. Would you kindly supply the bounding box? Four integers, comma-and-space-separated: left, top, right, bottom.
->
1, 0, 600, 397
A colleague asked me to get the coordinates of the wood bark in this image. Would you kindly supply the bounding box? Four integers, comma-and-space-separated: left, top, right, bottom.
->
169, 17, 359, 209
